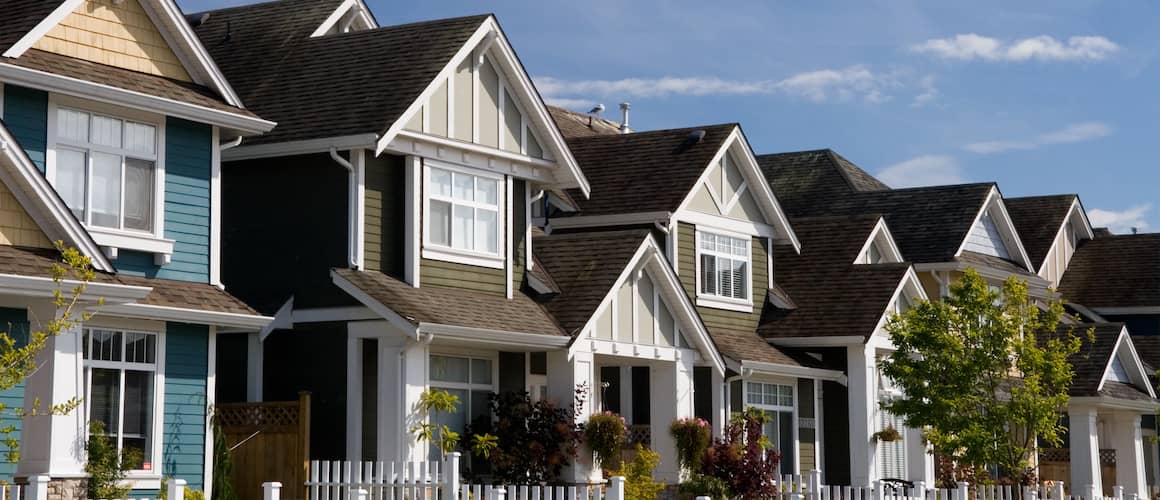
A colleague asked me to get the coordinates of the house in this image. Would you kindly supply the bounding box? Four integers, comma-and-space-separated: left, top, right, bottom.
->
0, 0, 275, 497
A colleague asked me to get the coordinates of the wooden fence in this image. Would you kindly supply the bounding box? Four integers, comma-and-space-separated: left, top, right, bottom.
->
217, 392, 312, 500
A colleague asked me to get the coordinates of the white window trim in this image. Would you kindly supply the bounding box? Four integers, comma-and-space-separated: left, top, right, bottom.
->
81, 324, 166, 478
421, 159, 505, 270
694, 227, 754, 313
46, 94, 174, 260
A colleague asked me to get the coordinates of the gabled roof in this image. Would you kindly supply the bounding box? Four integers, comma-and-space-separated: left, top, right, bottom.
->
0, 1, 64, 54
1047, 323, 1155, 401
548, 105, 622, 139
708, 327, 820, 367
1058, 233, 1160, 308
757, 149, 889, 216
1004, 194, 1086, 271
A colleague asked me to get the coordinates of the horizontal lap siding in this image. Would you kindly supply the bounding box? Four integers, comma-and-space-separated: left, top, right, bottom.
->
678, 222, 768, 332
420, 258, 505, 295
163, 322, 208, 490
364, 154, 405, 277
2, 85, 48, 172
0, 308, 29, 482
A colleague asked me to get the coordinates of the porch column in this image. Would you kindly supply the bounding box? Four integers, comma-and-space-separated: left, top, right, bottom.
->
847, 343, 875, 487
548, 349, 596, 483
652, 353, 695, 483
905, 424, 934, 483
1069, 406, 1103, 495
1109, 412, 1146, 497
17, 300, 85, 477
400, 337, 429, 462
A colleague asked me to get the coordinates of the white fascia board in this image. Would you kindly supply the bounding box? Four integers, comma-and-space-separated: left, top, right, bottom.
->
740, 360, 847, 383
1070, 197, 1096, 240
911, 261, 1053, 290
330, 270, 419, 338
953, 188, 1035, 272
854, 218, 905, 265
548, 211, 671, 231
95, 303, 273, 330
767, 336, 865, 347
145, 0, 244, 107
310, 0, 377, 37
0, 124, 114, 272
0, 63, 275, 134
223, 134, 379, 162
418, 323, 570, 349
0, 273, 151, 303
1035, 198, 1096, 272
1095, 326, 1156, 398
1068, 397, 1159, 412
730, 128, 800, 252
868, 267, 928, 344
1, 0, 85, 58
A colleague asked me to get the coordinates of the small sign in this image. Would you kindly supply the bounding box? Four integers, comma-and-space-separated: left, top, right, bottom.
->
798, 418, 816, 429
143, 462, 152, 471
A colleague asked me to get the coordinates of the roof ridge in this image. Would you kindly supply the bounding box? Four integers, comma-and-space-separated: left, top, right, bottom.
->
566, 122, 737, 142
1006, 193, 1079, 201
190, 0, 338, 16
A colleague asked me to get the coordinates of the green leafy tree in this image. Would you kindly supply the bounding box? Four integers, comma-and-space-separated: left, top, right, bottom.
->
880, 269, 1086, 484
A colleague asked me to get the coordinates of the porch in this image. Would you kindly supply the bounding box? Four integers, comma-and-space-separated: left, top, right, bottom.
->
1038, 405, 1151, 497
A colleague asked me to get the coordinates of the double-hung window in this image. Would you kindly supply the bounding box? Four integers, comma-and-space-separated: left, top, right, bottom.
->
698, 231, 750, 303
83, 329, 158, 471
53, 107, 158, 233
746, 382, 795, 474
424, 162, 504, 266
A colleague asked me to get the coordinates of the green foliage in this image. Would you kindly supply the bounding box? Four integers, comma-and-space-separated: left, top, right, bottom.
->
466, 391, 582, 483
678, 474, 731, 500
669, 417, 712, 473
871, 425, 903, 443
410, 389, 461, 458
880, 269, 1085, 484
86, 421, 139, 500
616, 444, 665, 500
186, 490, 206, 500
211, 412, 236, 500
585, 412, 627, 470
700, 408, 780, 499
471, 433, 499, 459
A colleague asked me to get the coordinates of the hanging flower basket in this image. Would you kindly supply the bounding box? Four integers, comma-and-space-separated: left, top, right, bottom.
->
873, 425, 904, 443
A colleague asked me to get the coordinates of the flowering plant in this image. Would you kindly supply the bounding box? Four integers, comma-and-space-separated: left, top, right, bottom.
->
584, 411, 627, 470
669, 417, 712, 472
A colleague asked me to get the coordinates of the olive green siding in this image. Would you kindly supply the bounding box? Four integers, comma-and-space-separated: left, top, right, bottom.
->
364, 154, 405, 276
677, 222, 768, 331
420, 258, 506, 295
512, 179, 527, 290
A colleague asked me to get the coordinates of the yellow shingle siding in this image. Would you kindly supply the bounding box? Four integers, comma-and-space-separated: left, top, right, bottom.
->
0, 183, 52, 249
33, 0, 192, 81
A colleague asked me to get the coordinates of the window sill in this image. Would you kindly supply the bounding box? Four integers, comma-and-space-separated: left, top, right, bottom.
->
88, 226, 175, 264
123, 474, 163, 491
422, 246, 504, 270
696, 295, 753, 313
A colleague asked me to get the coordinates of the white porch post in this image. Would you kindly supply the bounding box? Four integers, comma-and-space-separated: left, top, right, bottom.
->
345, 334, 363, 461
1109, 412, 1147, 497
905, 423, 934, 483
17, 300, 85, 477
548, 349, 596, 482
711, 368, 726, 438
400, 338, 429, 462
651, 353, 694, 483
1069, 406, 1103, 495
847, 343, 876, 487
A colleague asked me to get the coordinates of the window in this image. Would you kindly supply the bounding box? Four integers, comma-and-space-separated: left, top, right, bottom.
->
424, 163, 504, 262
428, 354, 494, 459
746, 382, 795, 474
698, 231, 750, 302
82, 329, 158, 471
867, 242, 884, 264
52, 107, 158, 233
878, 409, 906, 479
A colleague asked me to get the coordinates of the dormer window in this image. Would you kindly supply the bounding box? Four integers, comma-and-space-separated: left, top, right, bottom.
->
423, 161, 505, 268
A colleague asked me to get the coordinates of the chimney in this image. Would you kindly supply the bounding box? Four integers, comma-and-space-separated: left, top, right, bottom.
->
1132, 226, 1139, 234
618, 102, 632, 134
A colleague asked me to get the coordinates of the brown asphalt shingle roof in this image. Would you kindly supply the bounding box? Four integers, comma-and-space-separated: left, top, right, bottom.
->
332, 268, 565, 336
757, 149, 889, 216
547, 106, 621, 138
562, 124, 736, 216
1058, 233, 1160, 308
1129, 334, 1160, 373
1004, 195, 1079, 271
1044, 322, 1153, 399
195, 2, 488, 145
709, 327, 811, 367
0, 1, 65, 53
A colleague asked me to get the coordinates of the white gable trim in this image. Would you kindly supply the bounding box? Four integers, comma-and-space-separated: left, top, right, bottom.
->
1035, 198, 1096, 272
1096, 326, 1156, 398
0, 121, 114, 272
953, 187, 1035, 272
375, 17, 589, 197
4, 0, 248, 110
330, 271, 420, 338
866, 266, 929, 350
310, 0, 377, 37
674, 127, 800, 252
854, 217, 904, 265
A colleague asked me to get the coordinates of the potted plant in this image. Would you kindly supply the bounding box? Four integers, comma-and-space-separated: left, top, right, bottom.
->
585, 411, 627, 471
873, 425, 904, 443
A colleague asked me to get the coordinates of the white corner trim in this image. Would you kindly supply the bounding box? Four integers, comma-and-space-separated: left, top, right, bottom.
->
203, 325, 217, 500
1, 0, 85, 58
95, 303, 273, 330
0, 273, 151, 302
405, 156, 420, 287
353, 148, 366, 269
210, 127, 223, 287
505, 176, 514, 299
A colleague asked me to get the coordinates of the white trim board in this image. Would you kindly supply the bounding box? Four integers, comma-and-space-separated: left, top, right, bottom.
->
854, 217, 904, 265
952, 187, 1035, 272
310, 0, 377, 37
1094, 325, 1156, 399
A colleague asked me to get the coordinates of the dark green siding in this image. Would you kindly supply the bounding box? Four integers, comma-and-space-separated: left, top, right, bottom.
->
512, 179, 526, 291
163, 322, 209, 490
677, 222, 768, 332
420, 258, 506, 295
364, 154, 405, 276
2, 85, 48, 172
0, 308, 29, 481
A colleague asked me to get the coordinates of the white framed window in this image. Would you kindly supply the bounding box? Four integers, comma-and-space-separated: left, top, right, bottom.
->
422, 161, 505, 269
82, 329, 160, 472
428, 354, 496, 459
696, 230, 752, 310
746, 381, 795, 474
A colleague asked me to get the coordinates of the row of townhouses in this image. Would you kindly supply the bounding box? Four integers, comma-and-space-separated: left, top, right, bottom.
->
0, 0, 1156, 498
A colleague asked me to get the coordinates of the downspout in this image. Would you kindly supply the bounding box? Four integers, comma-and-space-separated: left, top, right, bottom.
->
220, 136, 243, 150
330, 147, 359, 268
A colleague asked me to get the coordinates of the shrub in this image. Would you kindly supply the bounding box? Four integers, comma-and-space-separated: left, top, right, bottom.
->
585, 412, 627, 470
86, 421, 139, 500
678, 474, 731, 500
616, 444, 665, 500
700, 408, 780, 499
669, 417, 711, 473
411, 389, 461, 458
467, 391, 582, 483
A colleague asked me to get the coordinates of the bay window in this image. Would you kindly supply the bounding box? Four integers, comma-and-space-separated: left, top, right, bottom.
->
83, 329, 158, 471
697, 230, 751, 306
423, 162, 504, 267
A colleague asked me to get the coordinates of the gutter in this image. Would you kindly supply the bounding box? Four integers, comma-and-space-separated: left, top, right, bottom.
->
330, 147, 360, 268
740, 360, 848, 385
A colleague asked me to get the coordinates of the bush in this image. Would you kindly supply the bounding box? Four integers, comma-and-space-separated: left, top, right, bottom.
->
616, 444, 665, 500
669, 417, 711, 473
585, 412, 627, 470
86, 421, 139, 500
678, 474, 731, 500
700, 408, 780, 499
466, 391, 582, 483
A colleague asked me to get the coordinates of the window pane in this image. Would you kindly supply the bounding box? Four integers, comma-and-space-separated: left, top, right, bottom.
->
123, 332, 155, 364
90, 152, 122, 228
700, 233, 715, 251
452, 173, 474, 202
429, 200, 451, 246
89, 368, 121, 433
57, 109, 89, 143
427, 387, 467, 460
430, 356, 469, 383
452, 205, 473, 250
471, 359, 492, 385
124, 158, 154, 232
56, 149, 87, 220
476, 178, 498, 206
732, 259, 747, 299
720, 258, 734, 298
122, 370, 153, 469
430, 168, 452, 198
476, 209, 498, 254
123, 122, 155, 156
779, 385, 794, 407
732, 237, 747, 257
700, 255, 717, 295
91, 115, 122, 148
763, 383, 777, 406
747, 384, 763, 405
91, 330, 122, 362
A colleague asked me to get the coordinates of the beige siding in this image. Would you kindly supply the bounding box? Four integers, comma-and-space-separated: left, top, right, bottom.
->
800, 437, 816, 470
917, 273, 941, 300
452, 57, 473, 142
727, 189, 764, 221
502, 88, 522, 153
687, 184, 719, 216
677, 222, 768, 332
0, 183, 52, 249
428, 80, 448, 137
635, 273, 656, 344
595, 304, 613, 339
722, 153, 745, 201
404, 107, 422, 132
420, 258, 506, 296
478, 58, 500, 148
616, 280, 633, 342
657, 300, 675, 346
34, 0, 191, 81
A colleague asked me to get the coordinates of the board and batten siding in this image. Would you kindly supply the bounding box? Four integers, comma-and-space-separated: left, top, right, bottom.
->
2, 85, 49, 172
364, 154, 406, 276
162, 322, 209, 490
676, 222, 768, 332
0, 308, 29, 481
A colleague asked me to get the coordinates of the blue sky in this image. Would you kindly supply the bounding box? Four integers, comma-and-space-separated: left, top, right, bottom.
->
184, 0, 1160, 233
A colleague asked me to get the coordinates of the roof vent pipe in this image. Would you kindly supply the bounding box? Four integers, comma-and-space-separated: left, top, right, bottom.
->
619, 102, 631, 134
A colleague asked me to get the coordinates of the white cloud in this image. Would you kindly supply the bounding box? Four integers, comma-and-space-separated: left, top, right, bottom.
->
1088, 204, 1151, 234
542, 97, 599, 109
963, 122, 1112, 154
911, 75, 939, 107
911, 34, 1119, 62
875, 155, 965, 188
535, 76, 772, 100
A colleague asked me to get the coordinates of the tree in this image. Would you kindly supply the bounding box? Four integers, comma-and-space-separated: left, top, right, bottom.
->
880, 269, 1085, 485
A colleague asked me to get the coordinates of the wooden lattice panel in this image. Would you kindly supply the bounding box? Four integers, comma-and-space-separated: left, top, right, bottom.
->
216, 402, 300, 432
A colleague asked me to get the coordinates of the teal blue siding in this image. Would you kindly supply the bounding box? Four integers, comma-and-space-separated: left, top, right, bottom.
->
117, 118, 212, 282
0, 308, 29, 481
162, 322, 208, 490
2, 85, 48, 172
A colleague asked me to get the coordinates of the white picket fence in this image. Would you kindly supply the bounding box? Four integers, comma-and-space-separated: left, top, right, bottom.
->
774, 471, 1134, 500
20, 475, 191, 500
